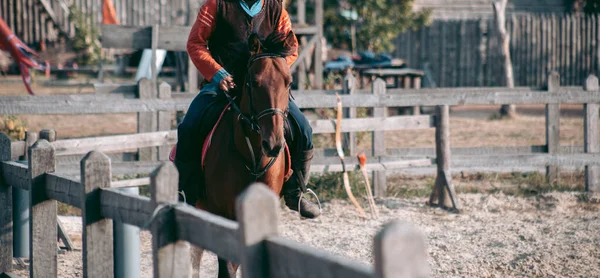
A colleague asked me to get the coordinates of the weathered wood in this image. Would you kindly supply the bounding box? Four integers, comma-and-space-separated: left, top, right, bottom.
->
385, 145, 584, 157
93, 83, 137, 95
546, 72, 561, 183
174, 206, 241, 264
0, 133, 12, 272
57, 218, 75, 251
266, 237, 372, 278
374, 221, 429, 278
236, 183, 279, 278
138, 78, 158, 161
313, 0, 323, 89
150, 162, 191, 278
10, 141, 25, 160
52, 131, 177, 156
81, 151, 114, 278
1, 161, 29, 190
372, 79, 387, 197
342, 72, 357, 155
151, 25, 159, 90
311, 116, 434, 134
4, 87, 600, 114
21, 131, 37, 161
100, 188, 153, 228
46, 173, 82, 209
28, 140, 57, 277
310, 158, 432, 173
429, 105, 460, 211
39, 129, 56, 142
157, 82, 172, 161
584, 75, 600, 192
451, 153, 600, 168
112, 178, 150, 188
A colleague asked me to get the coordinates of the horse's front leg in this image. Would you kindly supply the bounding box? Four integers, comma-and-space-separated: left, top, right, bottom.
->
190, 245, 204, 278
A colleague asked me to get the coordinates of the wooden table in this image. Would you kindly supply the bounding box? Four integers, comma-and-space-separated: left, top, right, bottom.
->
362, 68, 425, 115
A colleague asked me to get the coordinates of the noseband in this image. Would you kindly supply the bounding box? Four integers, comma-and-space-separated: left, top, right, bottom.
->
221, 53, 289, 179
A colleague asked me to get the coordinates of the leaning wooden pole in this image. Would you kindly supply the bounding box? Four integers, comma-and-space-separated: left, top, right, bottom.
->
493, 0, 517, 118
429, 105, 461, 212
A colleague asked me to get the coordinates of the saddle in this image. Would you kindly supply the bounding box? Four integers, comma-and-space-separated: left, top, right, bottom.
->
169, 104, 293, 181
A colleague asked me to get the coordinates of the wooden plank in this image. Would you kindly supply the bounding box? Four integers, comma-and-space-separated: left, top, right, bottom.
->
174, 206, 241, 264
1, 161, 29, 190
546, 72, 561, 183
10, 141, 25, 160
0, 133, 12, 272
138, 78, 158, 161
46, 173, 82, 209
266, 237, 372, 278
52, 131, 177, 156
310, 159, 432, 173
112, 178, 150, 188
452, 153, 600, 168
57, 218, 75, 251
313, 0, 323, 88
372, 79, 387, 197
101, 25, 151, 49
93, 83, 137, 95
150, 162, 191, 278
584, 75, 600, 192
310, 116, 434, 134
100, 188, 154, 228
81, 151, 114, 277
28, 140, 57, 278
374, 221, 429, 278
290, 35, 318, 73
157, 83, 172, 161
237, 183, 279, 278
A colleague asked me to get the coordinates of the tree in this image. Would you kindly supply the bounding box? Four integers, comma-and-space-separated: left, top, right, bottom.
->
494, 0, 517, 118
322, 0, 431, 54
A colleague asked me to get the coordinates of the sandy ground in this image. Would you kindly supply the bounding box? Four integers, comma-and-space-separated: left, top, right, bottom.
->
11, 192, 600, 278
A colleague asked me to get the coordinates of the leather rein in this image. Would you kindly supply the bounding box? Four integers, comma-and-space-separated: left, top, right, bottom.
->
221, 53, 289, 179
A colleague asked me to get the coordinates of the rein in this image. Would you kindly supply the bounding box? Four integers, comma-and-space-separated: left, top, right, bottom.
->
222, 53, 288, 180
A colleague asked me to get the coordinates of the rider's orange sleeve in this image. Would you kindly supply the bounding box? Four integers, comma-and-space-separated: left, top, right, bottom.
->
187, 0, 222, 82
277, 8, 298, 67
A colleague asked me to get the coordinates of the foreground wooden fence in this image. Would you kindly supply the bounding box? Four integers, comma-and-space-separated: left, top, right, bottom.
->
1, 71, 599, 196
0, 134, 429, 277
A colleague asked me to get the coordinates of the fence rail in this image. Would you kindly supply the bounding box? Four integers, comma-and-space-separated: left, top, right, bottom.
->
0, 134, 429, 277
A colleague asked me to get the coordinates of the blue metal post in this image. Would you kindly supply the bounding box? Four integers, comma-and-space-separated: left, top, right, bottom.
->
12, 186, 29, 258
114, 187, 141, 278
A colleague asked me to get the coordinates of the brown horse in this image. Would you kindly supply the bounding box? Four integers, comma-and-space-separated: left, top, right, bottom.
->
190, 32, 296, 277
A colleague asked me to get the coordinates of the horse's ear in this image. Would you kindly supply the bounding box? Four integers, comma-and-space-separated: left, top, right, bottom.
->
249, 33, 262, 55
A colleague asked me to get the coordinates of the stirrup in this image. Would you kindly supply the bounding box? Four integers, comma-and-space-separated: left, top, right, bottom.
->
297, 188, 322, 219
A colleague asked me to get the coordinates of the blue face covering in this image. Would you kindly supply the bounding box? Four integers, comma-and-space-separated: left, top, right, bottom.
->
239, 0, 263, 17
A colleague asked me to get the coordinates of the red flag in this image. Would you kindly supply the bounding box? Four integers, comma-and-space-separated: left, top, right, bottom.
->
103, 0, 120, 25
0, 17, 49, 95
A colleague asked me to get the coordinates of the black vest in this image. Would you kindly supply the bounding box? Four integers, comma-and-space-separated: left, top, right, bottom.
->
208, 0, 282, 91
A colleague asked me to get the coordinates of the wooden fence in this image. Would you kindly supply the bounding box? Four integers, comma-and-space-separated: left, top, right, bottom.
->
397, 13, 600, 88
1, 71, 599, 196
0, 135, 430, 277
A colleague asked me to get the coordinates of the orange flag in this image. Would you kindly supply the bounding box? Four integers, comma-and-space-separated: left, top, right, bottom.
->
103, 0, 120, 25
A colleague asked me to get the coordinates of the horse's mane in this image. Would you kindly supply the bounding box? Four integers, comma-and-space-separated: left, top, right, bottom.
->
256, 32, 296, 58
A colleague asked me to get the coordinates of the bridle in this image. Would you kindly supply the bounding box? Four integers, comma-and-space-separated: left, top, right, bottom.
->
221, 53, 290, 179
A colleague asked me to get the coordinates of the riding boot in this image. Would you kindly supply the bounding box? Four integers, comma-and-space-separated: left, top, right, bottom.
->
282, 148, 321, 218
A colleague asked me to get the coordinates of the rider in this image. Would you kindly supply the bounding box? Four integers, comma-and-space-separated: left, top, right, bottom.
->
176, 0, 321, 218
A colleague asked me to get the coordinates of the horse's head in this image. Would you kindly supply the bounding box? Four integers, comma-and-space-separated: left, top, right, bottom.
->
243, 32, 296, 157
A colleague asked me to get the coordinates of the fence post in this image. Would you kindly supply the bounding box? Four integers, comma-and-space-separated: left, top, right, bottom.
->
429, 105, 461, 211
81, 151, 114, 277
236, 183, 279, 278
374, 221, 429, 278
39, 129, 74, 252
138, 77, 158, 161
28, 140, 57, 277
584, 75, 600, 192
342, 71, 357, 155
0, 133, 12, 272
158, 82, 172, 161
372, 78, 387, 197
150, 162, 191, 278
13, 131, 36, 259
546, 72, 560, 184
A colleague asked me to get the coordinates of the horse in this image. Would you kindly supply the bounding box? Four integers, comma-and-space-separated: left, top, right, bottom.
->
189, 32, 297, 278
